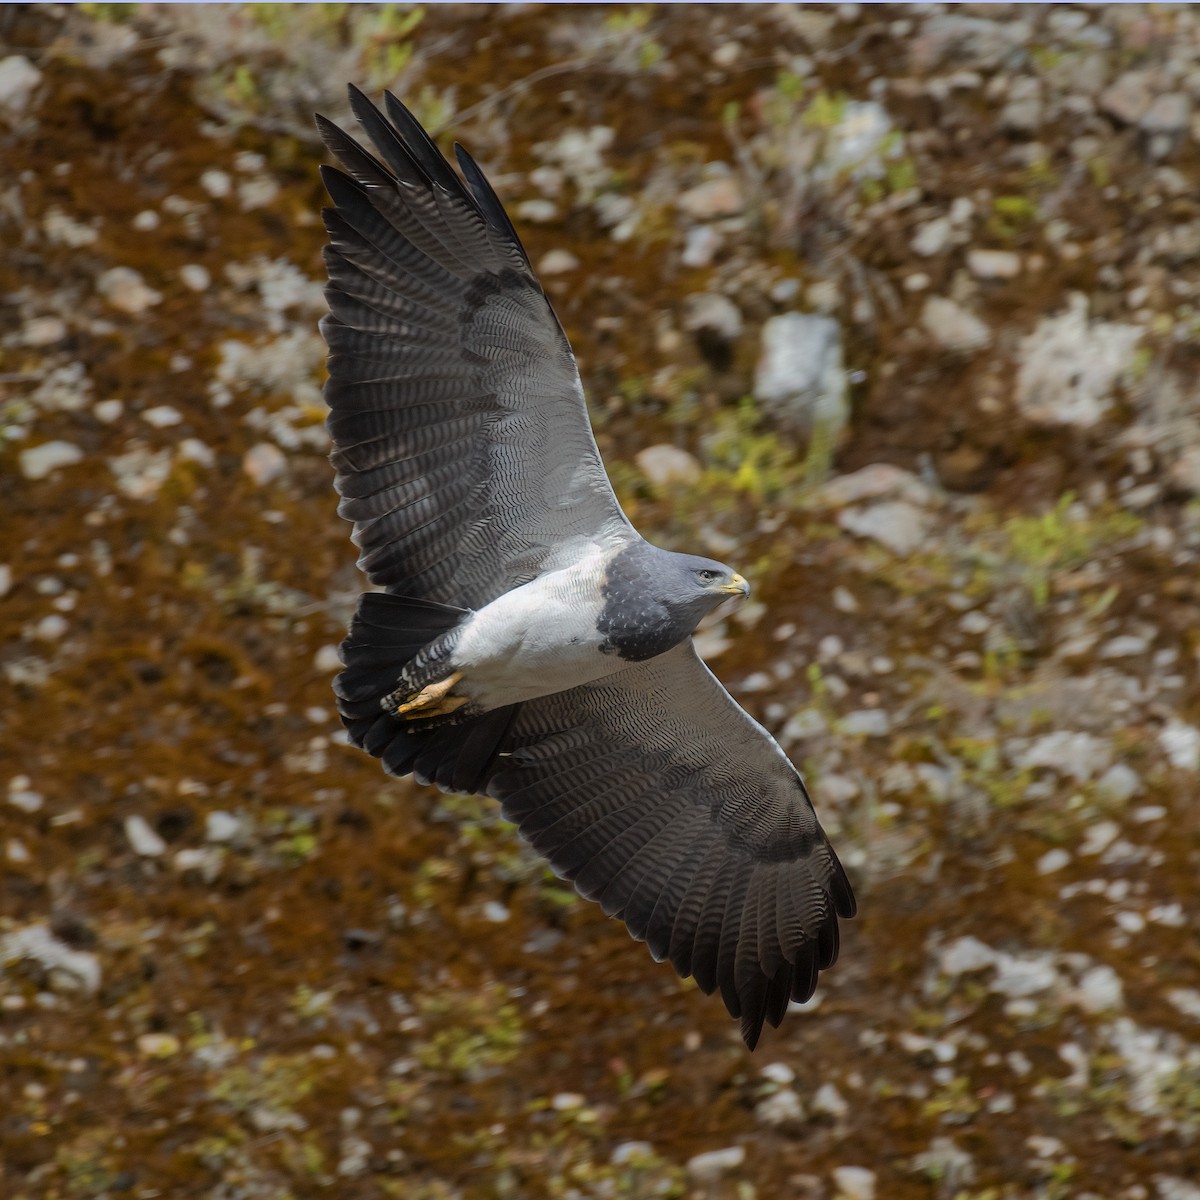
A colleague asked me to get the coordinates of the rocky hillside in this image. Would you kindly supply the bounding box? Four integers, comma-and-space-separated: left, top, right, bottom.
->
2, 6, 1199, 1199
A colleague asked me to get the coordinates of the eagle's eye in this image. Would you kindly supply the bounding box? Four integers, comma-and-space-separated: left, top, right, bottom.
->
696, 569, 720, 583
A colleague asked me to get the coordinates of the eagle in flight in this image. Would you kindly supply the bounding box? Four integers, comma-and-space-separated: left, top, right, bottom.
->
316, 86, 856, 1048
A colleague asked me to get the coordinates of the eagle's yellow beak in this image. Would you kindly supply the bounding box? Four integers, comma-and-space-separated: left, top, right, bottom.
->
720, 572, 750, 597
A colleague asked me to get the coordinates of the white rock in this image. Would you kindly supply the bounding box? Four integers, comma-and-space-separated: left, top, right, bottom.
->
818, 463, 933, 508
515, 199, 557, 224
636, 444, 702, 487
1159, 719, 1200, 771
760, 1062, 795, 1085
1037, 848, 1070, 875
921, 295, 991, 352
839, 709, 890, 737
685, 1146, 745, 1183
1166, 988, 1200, 1021
44, 208, 98, 247
1080, 820, 1120, 857
684, 292, 742, 342
20, 441, 83, 481
681, 224, 722, 268
1000, 77, 1042, 132
205, 811, 241, 842
22, 315, 67, 346
966, 249, 1020, 280
109, 445, 171, 499
832, 1164, 876, 1200
180, 263, 210, 291
755, 1088, 804, 1126
482, 901, 510, 923
939, 936, 996, 976
1076, 964, 1123, 1013
125, 814, 166, 857
238, 175, 279, 211
537, 249, 578, 275
1009, 730, 1112, 783
1015, 295, 1141, 428
910, 14, 1028, 71
839, 501, 930, 556
8, 779, 43, 812
991, 953, 1059, 998
1141, 93, 1190, 136
611, 1141, 655, 1165
142, 405, 182, 428
1157, 1178, 1200, 1200
132, 209, 159, 231
1099, 71, 1153, 125
200, 169, 232, 198
97, 266, 162, 314
34, 614, 67, 641
824, 101, 894, 179
1167, 444, 1200, 496
1099, 634, 1148, 658
0, 56, 41, 116
782, 709, 827, 742
912, 216, 953, 257
178, 438, 214, 468
754, 312, 848, 438
812, 1082, 849, 1117
535, 126, 614, 201
314, 644, 342, 673
677, 174, 743, 220
243, 442, 287, 487
94, 399, 123, 423
1099, 763, 1132, 801
1, 924, 100, 993
910, 1138, 976, 1189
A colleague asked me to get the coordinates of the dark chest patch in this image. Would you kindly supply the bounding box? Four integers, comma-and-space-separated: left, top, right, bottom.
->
595, 542, 687, 662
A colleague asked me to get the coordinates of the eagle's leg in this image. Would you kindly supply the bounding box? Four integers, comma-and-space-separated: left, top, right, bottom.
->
390, 671, 467, 718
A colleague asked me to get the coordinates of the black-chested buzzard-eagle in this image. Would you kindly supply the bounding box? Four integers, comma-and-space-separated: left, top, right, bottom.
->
316, 87, 856, 1048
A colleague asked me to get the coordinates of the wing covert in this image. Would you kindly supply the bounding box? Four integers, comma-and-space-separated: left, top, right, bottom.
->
319, 87, 630, 609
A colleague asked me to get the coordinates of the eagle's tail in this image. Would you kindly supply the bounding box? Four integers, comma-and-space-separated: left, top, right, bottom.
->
334, 592, 518, 794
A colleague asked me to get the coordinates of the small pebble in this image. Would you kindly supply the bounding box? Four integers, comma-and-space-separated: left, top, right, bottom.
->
142, 405, 182, 428
200, 169, 232, 198
966, 248, 1020, 280
20, 441, 84, 481
97, 266, 162, 314
125, 814, 167, 857
314, 645, 342, 673
686, 1146, 745, 1183
205, 811, 241, 843
137, 1033, 180, 1057
537, 249, 578, 275
180, 263, 210, 291
832, 1165, 877, 1200
243, 442, 287, 486
1037, 848, 1070, 874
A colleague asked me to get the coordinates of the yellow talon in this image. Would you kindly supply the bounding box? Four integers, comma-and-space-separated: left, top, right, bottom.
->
394, 671, 464, 717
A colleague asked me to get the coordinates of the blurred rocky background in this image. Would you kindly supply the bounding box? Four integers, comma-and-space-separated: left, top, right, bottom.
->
2, 4, 1199, 1198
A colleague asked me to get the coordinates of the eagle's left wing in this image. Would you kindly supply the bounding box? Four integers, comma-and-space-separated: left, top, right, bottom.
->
483, 641, 857, 1049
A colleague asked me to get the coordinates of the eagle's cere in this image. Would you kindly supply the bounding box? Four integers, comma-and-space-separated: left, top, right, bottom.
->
317, 86, 856, 1049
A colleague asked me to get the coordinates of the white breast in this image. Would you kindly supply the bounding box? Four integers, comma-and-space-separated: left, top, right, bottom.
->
450, 545, 626, 707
